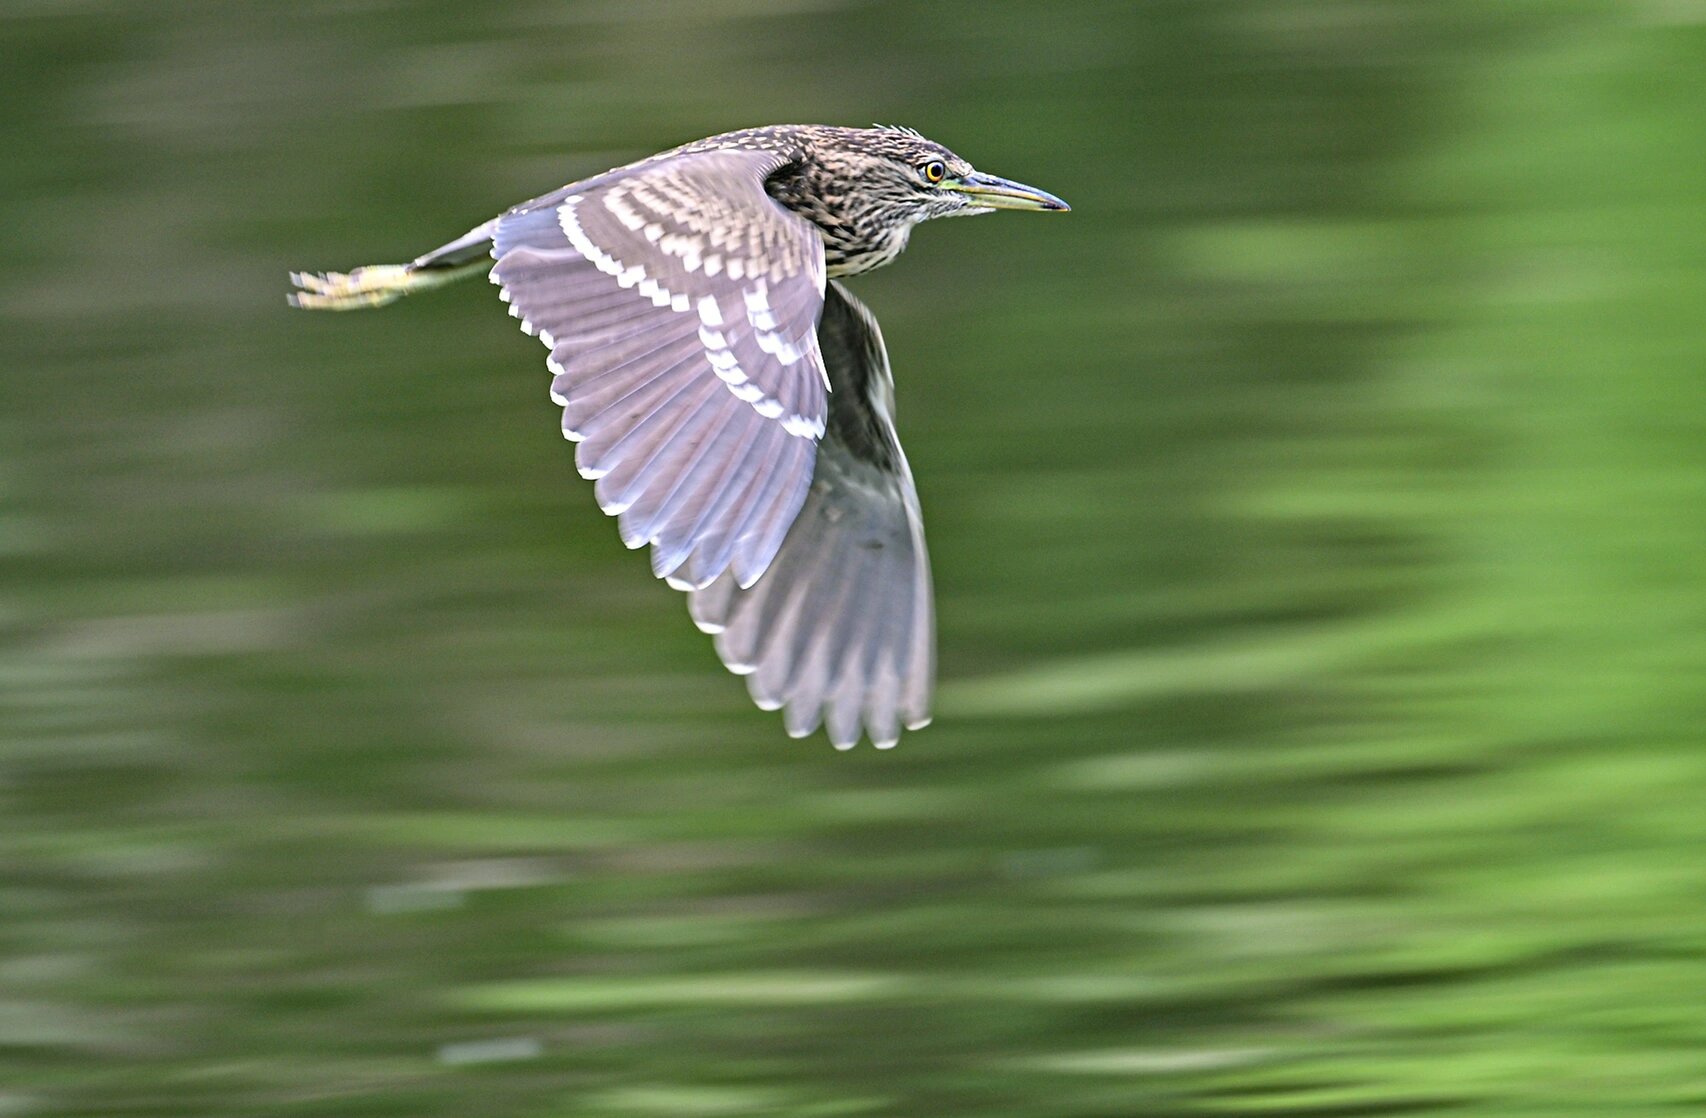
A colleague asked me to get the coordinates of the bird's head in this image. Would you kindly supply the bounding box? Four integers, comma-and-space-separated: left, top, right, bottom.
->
828, 126, 1070, 226
792, 125, 1068, 235
766, 125, 1068, 276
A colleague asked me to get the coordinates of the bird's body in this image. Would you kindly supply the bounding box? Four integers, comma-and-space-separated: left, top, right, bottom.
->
291, 125, 1066, 748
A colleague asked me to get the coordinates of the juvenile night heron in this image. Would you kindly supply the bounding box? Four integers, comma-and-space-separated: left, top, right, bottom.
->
290, 124, 1068, 749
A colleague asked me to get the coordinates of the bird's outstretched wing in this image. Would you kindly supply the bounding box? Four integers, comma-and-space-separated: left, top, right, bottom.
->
491, 148, 829, 589
688, 282, 935, 748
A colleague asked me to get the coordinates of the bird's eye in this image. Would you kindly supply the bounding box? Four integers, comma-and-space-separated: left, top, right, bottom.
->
920, 160, 947, 184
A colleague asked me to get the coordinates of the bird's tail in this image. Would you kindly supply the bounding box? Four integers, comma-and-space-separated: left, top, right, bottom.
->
288, 218, 497, 311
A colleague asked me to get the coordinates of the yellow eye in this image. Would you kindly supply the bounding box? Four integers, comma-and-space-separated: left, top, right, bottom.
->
921, 160, 947, 184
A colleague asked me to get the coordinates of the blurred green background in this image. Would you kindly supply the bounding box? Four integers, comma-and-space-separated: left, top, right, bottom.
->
4, 1, 1706, 1115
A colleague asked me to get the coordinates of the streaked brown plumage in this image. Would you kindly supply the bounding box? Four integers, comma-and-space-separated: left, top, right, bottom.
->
289, 124, 1067, 749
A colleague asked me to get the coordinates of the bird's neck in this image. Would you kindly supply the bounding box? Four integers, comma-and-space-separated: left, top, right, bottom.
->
820, 223, 912, 278
766, 159, 913, 278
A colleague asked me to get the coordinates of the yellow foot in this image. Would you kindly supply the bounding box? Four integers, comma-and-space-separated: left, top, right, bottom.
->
288, 264, 416, 310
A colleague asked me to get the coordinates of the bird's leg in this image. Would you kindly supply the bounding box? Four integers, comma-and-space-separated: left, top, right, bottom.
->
289, 219, 497, 311
288, 259, 488, 311
289, 263, 414, 310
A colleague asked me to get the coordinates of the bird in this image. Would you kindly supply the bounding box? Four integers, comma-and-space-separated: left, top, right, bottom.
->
289, 124, 1068, 750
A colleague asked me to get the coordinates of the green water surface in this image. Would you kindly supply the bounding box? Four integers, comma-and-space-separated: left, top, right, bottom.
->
2, 2, 1704, 1114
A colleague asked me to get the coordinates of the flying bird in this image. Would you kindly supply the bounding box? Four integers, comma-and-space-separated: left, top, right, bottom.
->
290, 124, 1068, 749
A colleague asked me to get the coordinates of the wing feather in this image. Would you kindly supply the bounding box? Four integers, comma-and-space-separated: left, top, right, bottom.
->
687, 283, 935, 747
491, 147, 829, 587
615, 385, 740, 543
592, 373, 725, 526
654, 416, 770, 584
717, 429, 815, 589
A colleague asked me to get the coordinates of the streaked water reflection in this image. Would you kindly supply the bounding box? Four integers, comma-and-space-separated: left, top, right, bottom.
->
3, 3, 1704, 1115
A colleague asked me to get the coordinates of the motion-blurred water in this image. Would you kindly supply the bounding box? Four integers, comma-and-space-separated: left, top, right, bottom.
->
3, 3, 1705, 1115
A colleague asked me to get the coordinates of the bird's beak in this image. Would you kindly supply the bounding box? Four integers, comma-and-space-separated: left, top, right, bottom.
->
949, 171, 1070, 212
